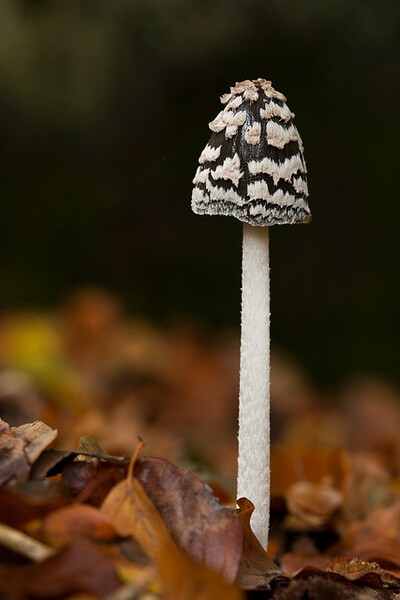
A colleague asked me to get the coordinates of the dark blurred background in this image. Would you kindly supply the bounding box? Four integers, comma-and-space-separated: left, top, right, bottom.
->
1, 0, 399, 385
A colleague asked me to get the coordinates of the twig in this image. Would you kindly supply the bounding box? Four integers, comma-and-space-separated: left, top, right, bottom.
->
104, 568, 156, 600
0, 522, 56, 562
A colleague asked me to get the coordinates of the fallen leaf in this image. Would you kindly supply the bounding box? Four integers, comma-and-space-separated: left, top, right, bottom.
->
62, 458, 129, 506
101, 456, 242, 600
282, 554, 400, 591
0, 480, 69, 528
334, 537, 400, 580
27, 504, 117, 546
294, 565, 385, 589
0, 542, 120, 598
330, 501, 400, 580
32, 447, 128, 481
337, 501, 400, 550
12, 421, 58, 464
76, 435, 106, 457
134, 456, 243, 583
327, 557, 400, 588
274, 576, 390, 600
0, 419, 57, 485
285, 480, 342, 527
235, 497, 289, 591
30, 449, 74, 480
280, 552, 331, 576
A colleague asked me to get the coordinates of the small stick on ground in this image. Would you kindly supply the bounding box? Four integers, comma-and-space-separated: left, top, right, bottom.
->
0, 522, 56, 562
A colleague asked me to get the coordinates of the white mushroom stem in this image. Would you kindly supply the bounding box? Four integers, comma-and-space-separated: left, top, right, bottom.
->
237, 222, 270, 550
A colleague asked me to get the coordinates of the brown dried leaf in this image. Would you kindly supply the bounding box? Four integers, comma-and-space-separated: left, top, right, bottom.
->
296, 565, 385, 589
282, 555, 398, 591
338, 502, 400, 551
101, 469, 242, 600
57, 449, 242, 570
28, 504, 117, 546
0, 542, 119, 598
0, 419, 57, 485
334, 537, 400, 579
32, 447, 128, 481
285, 480, 342, 528
331, 501, 400, 580
236, 497, 288, 591
31, 449, 76, 479
275, 576, 391, 600
134, 457, 243, 583
280, 553, 331, 577
0, 480, 69, 528
0, 418, 30, 483
12, 421, 58, 464
62, 459, 129, 506
327, 558, 400, 588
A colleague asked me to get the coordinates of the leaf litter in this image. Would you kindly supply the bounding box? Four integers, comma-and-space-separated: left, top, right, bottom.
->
1, 419, 400, 599
1, 294, 400, 598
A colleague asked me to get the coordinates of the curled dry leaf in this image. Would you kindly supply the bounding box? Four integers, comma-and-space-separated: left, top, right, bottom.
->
236, 497, 289, 591
0, 542, 120, 598
327, 557, 400, 588
0, 419, 57, 485
281, 552, 399, 588
282, 555, 396, 592
101, 463, 242, 600
333, 536, 400, 580
285, 480, 342, 528
27, 504, 117, 546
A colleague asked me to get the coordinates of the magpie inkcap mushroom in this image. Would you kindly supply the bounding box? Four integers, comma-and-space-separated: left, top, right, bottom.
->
191, 78, 311, 550
192, 78, 311, 226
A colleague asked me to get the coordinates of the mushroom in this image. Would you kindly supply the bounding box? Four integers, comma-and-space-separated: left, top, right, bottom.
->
191, 78, 311, 549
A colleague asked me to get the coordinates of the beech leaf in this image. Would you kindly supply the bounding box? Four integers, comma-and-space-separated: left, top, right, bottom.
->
236, 497, 289, 591
134, 456, 243, 583
101, 462, 242, 600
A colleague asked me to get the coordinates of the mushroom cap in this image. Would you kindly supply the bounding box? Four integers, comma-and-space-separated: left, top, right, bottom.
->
191, 79, 311, 226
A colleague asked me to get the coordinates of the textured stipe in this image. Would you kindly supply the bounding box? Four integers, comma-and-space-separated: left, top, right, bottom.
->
237, 223, 270, 548
192, 78, 311, 227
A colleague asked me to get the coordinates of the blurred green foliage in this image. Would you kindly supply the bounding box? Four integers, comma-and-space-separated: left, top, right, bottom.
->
0, 0, 399, 384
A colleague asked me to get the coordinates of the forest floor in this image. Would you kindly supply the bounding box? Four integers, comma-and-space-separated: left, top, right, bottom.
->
1, 288, 400, 599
